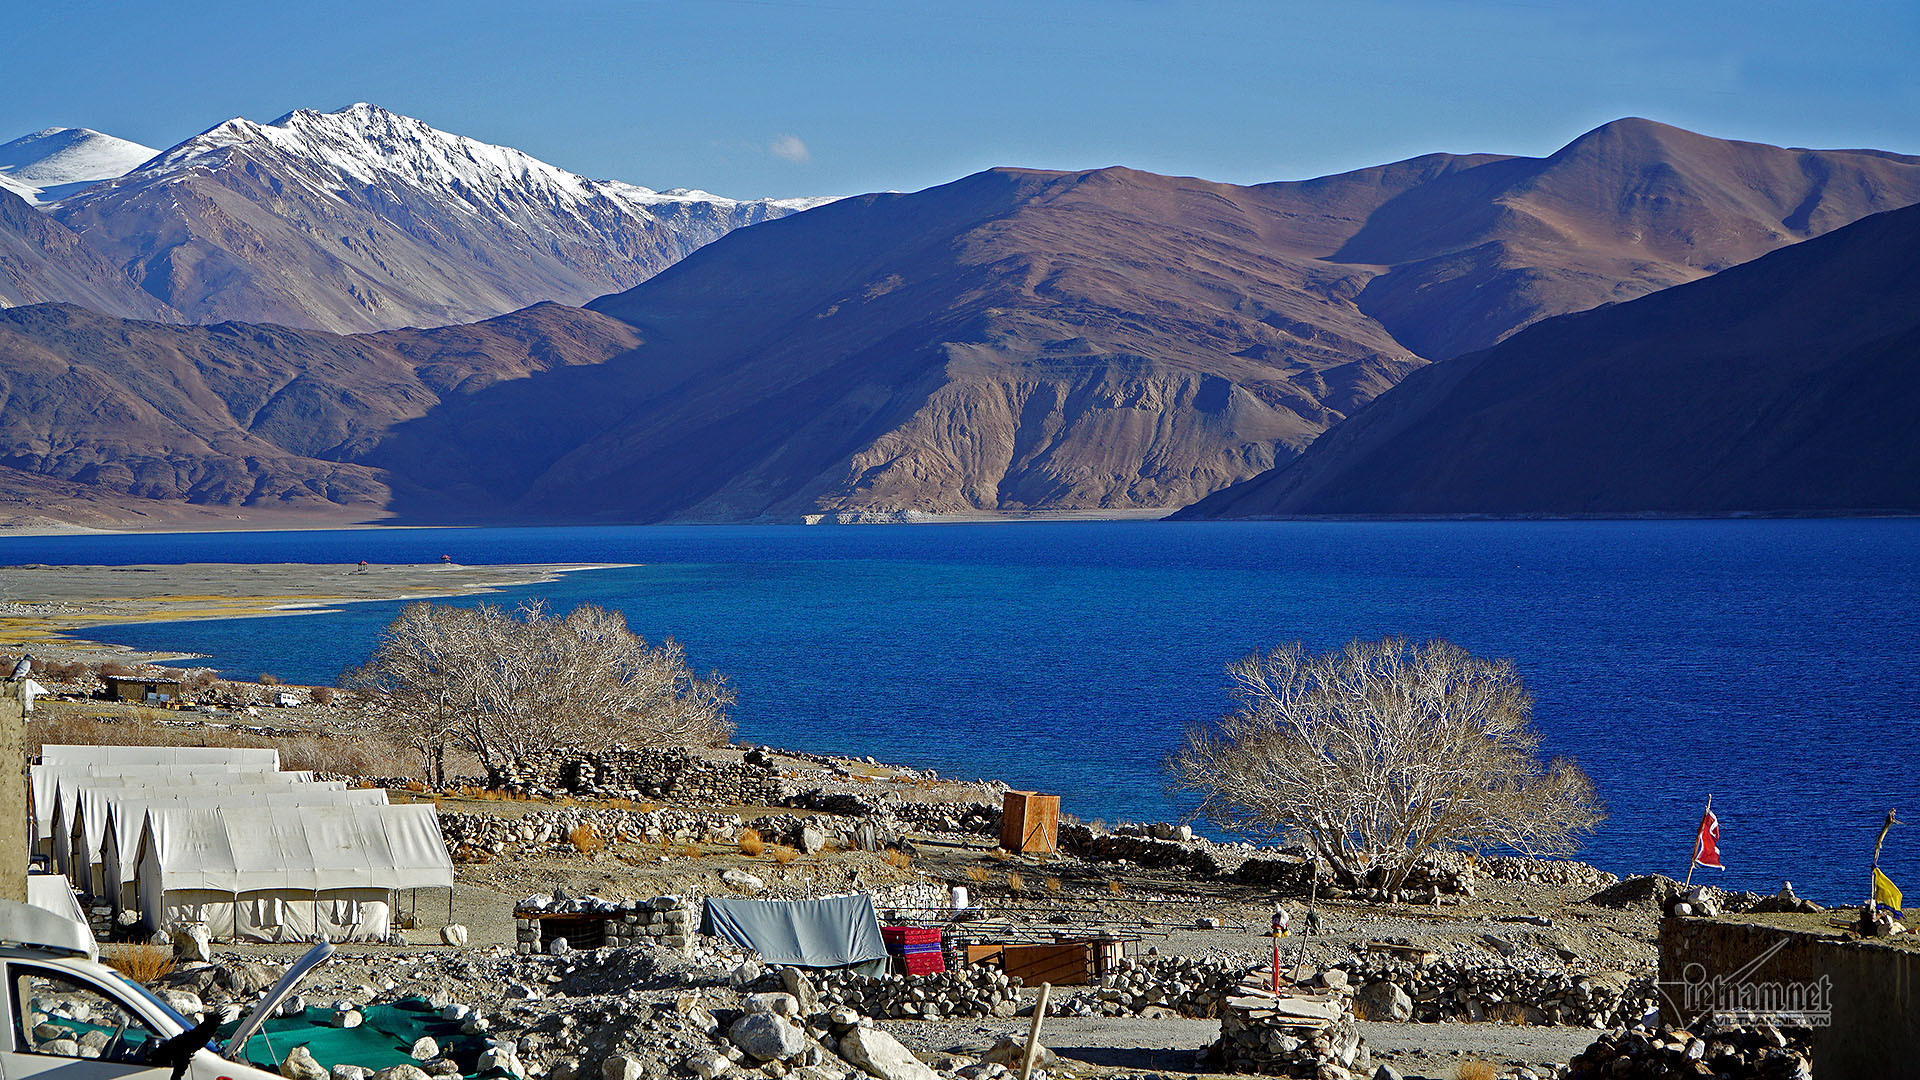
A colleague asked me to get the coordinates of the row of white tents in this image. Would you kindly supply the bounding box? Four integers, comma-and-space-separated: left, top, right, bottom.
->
32, 745, 453, 942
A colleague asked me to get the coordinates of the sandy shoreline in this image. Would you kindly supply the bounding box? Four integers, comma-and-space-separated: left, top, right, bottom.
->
0, 561, 629, 665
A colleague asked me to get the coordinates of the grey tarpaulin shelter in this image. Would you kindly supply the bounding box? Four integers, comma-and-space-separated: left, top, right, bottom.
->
702, 893, 889, 975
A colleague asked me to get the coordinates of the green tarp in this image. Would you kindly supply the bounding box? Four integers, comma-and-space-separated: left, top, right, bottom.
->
221, 998, 514, 1079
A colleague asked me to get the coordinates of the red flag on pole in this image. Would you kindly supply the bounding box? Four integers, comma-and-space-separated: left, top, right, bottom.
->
1693, 802, 1724, 870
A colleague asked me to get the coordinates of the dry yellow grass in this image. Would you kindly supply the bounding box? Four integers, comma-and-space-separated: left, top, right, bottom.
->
738, 829, 766, 857
1044, 876, 1063, 893
1455, 1063, 1498, 1080
1005, 871, 1025, 894
882, 849, 912, 870
102, 944, 173, 984
770, 844, 800, 865
1106, 879, 1123, 896
965, 865, 993, 884
567, 824, 604, 855
986, 847, 1012, 861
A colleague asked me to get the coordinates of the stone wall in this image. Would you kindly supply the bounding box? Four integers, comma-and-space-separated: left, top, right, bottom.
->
816, 966, 1020, 1020
1659, 915, 1920, 1078
490, 747, 781, 805
513, 894, 694, 954
439, 807, 745, 861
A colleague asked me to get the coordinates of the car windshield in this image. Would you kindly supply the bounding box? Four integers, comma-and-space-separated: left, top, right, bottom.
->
114, 972, 193, 1031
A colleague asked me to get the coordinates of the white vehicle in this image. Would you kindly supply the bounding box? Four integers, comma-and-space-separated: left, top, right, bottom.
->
0, 898, 331, 1080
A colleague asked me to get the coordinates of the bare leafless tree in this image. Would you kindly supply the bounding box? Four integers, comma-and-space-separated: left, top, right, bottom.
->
344, 601, 735, 782
1169, 637, 1602, 893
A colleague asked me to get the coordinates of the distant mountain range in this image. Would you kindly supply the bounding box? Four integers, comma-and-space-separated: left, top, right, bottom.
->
1, 104, 828, 332
1176, 201, 1920, 519
0, 116, 1914, 526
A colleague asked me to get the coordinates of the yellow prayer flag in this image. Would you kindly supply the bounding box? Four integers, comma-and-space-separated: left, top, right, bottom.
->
1874, 867, 1903, 914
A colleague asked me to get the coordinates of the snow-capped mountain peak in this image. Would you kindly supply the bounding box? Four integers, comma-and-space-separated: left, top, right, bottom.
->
0, 127, 159, 204
48, 103, 836, 333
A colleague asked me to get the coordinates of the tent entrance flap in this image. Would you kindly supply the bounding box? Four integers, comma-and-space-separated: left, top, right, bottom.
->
701, 894, 888, 969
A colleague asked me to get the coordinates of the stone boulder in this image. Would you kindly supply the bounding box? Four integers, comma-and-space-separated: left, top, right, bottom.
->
729, 1012, 806, 1062
1355, 981, 1412, 1022
839, 1026, 941, 1080
280, 1047, 329, 1080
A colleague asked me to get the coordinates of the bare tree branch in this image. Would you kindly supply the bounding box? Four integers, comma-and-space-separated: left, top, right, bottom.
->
1168, 637, 1604, 892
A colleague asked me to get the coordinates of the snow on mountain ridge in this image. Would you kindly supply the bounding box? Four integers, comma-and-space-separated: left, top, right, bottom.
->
128, 103, 828, 226
0, 126, 159, 204
44, 102, 835, 333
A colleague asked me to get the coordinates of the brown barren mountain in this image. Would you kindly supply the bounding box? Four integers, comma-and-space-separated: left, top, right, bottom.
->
3, 119, 1919, 526
0, 187, 178, 322
1176, 202, 1920, 518
0, 302, 639, 522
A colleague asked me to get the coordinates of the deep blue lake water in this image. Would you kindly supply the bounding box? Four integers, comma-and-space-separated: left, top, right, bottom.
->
4, 520, 1915, 904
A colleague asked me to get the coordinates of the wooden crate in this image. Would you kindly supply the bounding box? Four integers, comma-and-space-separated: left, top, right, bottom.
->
1000, 790, 1060, 854
1000, 942, 1093, 985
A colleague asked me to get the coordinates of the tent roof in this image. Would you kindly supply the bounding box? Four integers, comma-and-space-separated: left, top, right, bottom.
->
701, 894, 888, 968
138, 804, 453, 893
40, 745, 280, 767
37, 765, 293, 838
102, 788, 387, 885
72, 780, 352, 866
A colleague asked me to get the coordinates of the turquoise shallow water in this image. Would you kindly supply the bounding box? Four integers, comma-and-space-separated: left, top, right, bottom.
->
7, 520, 1916, 903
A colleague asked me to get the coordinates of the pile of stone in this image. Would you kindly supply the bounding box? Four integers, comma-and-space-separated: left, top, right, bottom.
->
1562, 1021, 1812, 1079
439, 807, 745, 860
1340, 950, 1653, 1028
514, 894, 694, 954
1057, 823, 1227, 875
1205, 970, 1370, 1078
490, 746, 781, 806
815, 966, 1022, 1020
1231, 852, 1476, 903
1454, 852, 1617, 890
1078, 954, 1248, 1018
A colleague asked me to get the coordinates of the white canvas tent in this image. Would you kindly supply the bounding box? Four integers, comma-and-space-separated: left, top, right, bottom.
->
46, 767, 287, 872
32, 746, 281, 855
25, 874, 87, 929
70, 778, 349, 898
49, 760, 307, 868
135, 804, 453, 942
100, 787, 388, 912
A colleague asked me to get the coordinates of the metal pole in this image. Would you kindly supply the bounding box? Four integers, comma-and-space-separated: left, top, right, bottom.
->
1683, 794, 1712, 888
1018, 983, 1051, 1080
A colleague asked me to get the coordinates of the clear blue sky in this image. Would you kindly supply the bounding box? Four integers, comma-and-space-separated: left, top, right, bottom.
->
6, 0, 1916, 199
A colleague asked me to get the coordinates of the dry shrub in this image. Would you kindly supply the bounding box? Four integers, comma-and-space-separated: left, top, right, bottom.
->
737, 829, 766, 857
965, 865, 992, 884
679, 843, 703, 858
1455, 1064, 1498, 1080
1106, 879, 1124, 896
567, 824, 605, 855
1488, 1001, 1537, 1025
986, 847, 1012, 861
1005, 871, 1025, 894
42, 659, 88, 681
1044, 877, 1063, 894
406, 780, 430, 793
102, 944, 173, 984
310, 686, 336, 705
94, 661, 136, 679
882, 849, 912, 870
257, 673, 281, 686
770, 844, 800, 865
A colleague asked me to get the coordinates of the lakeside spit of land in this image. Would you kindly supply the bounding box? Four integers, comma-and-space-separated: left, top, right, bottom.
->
0, 561, 626, 662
